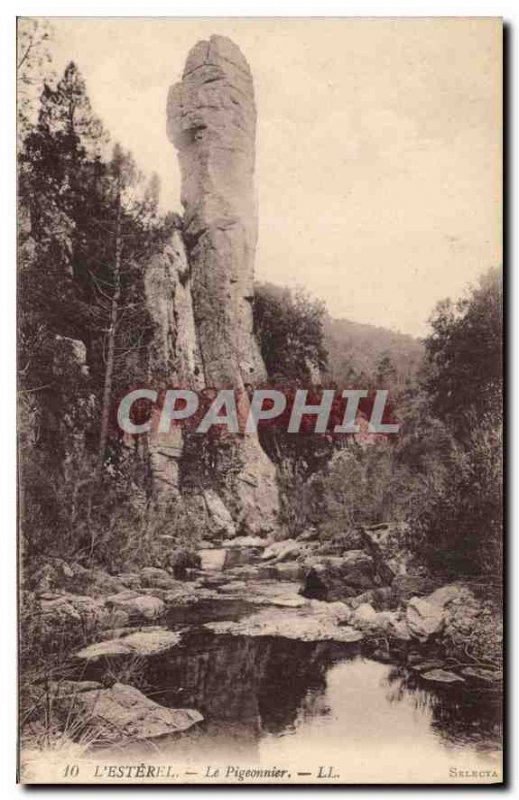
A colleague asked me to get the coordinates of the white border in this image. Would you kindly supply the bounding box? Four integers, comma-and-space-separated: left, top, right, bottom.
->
1, 2, 514, 797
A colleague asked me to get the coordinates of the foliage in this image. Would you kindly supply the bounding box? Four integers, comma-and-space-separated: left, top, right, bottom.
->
274, 267, 503, 583
411, 411, 503, 575
19, 591, 95, 747
423, 268, 502, 439
253, 282, 328, 383
280, 441, 421, 537
19, 592, 151, 756
18, 62, 177, 568
443, 584, 503, 668
17, 19, 54, 144
406, 269, 503, 575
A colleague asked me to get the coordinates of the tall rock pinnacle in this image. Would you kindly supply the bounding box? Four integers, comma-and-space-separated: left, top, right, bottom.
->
165, 36, 279, 535
167, 35, 265, 387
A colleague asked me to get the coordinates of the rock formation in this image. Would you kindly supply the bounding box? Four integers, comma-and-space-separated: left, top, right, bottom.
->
50, 681, 202, 744
145, 35, 279, 533
144, 229, 203, 391
167, 35, 264, 386
144, 228, 203, 499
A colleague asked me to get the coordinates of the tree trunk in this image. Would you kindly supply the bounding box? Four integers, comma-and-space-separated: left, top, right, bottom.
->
97, 198, 122, 473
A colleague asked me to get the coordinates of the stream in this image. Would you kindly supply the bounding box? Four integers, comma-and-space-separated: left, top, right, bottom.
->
96, 596, 502, 784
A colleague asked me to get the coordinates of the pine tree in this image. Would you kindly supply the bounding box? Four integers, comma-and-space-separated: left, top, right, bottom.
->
17, 18, 53, 145
18, 62, 173, 558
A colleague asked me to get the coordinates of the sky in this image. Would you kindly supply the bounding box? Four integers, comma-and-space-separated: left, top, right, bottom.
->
39, 17, 501, 337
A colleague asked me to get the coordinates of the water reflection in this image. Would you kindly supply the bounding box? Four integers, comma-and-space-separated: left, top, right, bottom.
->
146, 631, 352, 735
383, 665, 502, 752
133, 630, 500, 756
95, 628, 501, 779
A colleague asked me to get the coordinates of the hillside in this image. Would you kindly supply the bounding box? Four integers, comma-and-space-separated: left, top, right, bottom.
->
323, 315, 424, 386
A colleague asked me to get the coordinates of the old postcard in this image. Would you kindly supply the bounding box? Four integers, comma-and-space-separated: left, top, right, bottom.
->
17, 17, 503, 785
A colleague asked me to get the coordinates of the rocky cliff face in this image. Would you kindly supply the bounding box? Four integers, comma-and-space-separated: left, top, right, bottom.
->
143, 229, 203, 499
144, 229, 204, 391
147, 36, 279, 532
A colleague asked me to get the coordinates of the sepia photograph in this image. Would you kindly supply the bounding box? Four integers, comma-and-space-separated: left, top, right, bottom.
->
16, 16, 503, 785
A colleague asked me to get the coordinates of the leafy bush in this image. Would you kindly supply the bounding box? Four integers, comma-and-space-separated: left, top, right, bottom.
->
253, 283, 327, 383
411, 412, 503, 576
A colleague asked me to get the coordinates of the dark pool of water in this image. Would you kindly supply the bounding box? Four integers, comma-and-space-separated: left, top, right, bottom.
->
165, 597, 262, 627
81, 590, 501, 782
98, 618, 501, 782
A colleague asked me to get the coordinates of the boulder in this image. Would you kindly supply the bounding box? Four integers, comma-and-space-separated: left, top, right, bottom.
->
40, 594, 82, 623
350, 605, 397, 634
386, 616, 412, 641
256, 564, 281, 580
260, 539, 300, 562
348, 586, 393, 611
165, 549, 201, 579
222, 546, 262, 569
372, 648, 393, 663
352, 603, 378, 629
162, 589, 199, 607
439, 587, 484, 644
297, 528, 318, 542
143, 576, 182, 590
222, 535, 265, 548
33, 559, 75, 589
205, 606, 363, 644
273, 562, 306, 581
58, 682, 202, 743
314, 541, 344, 556
75, 628, 182, 661
309, 600, 352, 625
203, 490, 236, 537
88, 570, 127, 595
363, 522, 412, 576
225, 565, 264, 582
406, 597, 445, 640
76, 639, 131, 660
392, 575, 435, 603
140, 568, 181, 590
427, 584, 464, 608
265, 594, 308, 609
117, 573, 142, 590
50, 680, 103, 696
105, 591, 165, 622
421, 669, 465, 685
39, 593, 128, 628
199, 548, 228, 572
301, 551, 377, 601
461, 666, 502, 685
235, 581, 307, 609
411, 660, 446, 673
200, 573, 230, 588
373, 610, 401, 632
331, 529, 367, 552
341, 550, 375, 574
141, 567, 170, 580
33, 563, 61, 592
